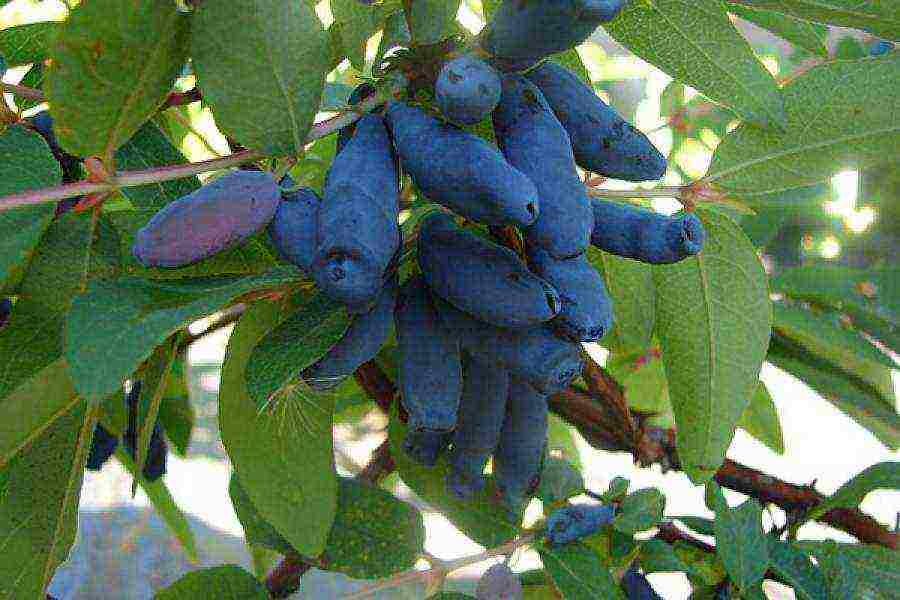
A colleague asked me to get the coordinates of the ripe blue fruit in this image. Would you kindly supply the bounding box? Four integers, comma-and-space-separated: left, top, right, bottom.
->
0, 298, 11, 329
493, 376, 549, 512
403, 429, 453, 468
28, 111, 83, 183
396, 277, 463, 448
526, 62, 667, 182
133, 170, 281, 268
493, 75, 593, 259
86, 425, 119, 471
434, 295, 584, 394
621, 568, 663, 600
303, 275, 397, 390
123, 382, 168, 482
476, 562, 523, 600
436, 54, 502, 126
590, 198, 706, 264
545, 502, 615, 546
267, 180, 321, 273
385, 101, 539, 228
527, 245, 613, 342
337, 83, 377, 155
447, 356, 510, 499
418, 212, 561, 329
313, 114, 400, 308
870, 40, 894, 56
483, 0, 629, 68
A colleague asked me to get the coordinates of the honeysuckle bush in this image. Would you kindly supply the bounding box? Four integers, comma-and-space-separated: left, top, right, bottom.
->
0, 0, 897, 599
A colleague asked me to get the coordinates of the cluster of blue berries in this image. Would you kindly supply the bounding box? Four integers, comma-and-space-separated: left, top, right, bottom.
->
122, 0, 705, 507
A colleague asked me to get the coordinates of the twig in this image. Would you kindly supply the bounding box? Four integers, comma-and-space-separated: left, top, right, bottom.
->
163, 87, 203, 108
176, 304, 247, 352
585, 186, 687, 199
1, 82, 203, 108
0, 93, 388, 213
353, 360, 397, 414
1, 82, 46, 102
340, 533, 536, 600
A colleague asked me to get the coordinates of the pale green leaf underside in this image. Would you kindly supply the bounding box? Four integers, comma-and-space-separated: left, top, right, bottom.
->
728, 0, 900, 40
727, 3, 829, 56
653, 209, 772, 483
589, 248, 655, 354
192, 0, 330, 156
607, 0, 786, 128
707, 54, 900, 198
46, 0, 190, 158
737, 381, 785, 454
156, 565, 268, 599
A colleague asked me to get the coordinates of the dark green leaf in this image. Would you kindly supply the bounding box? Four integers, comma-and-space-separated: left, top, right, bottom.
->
807, 462, 900, 522
589, 247, 655, 354
330, 0, 379, 70
114, 121, 200, 211
229, 474, 295, 556
0, 20, 59, 66
767, 540, 827, 600
727, 0, 900, 40
601, 477, 630, 503
727, 3, 829, 56
537, 456, 584, 506
654, 209, 772, 483
320, 82, 357, 112
155, 565, 268, 599
46, 0, 190, 158
539, 542, 626, 600
134, 341, 176, 479
192, 0, 329, 156
157, 363, 194, 457
737, 381, 784, 454
0, 125, 61, 291
0, 403, 97, 598
405, 0, 461, 46
374, 10, 411, 66
219, 299, 337, 557
613, 488, 665, 534
606, 0, 786, 128
674, 516, 716, 537
816, 541, 860, 599
639, 538, 688, 574
795, 542, 899, 599
245, 290, 349, 409
707, 54, 900, 200
65, 267, 301, 402
712, 496, 769, 592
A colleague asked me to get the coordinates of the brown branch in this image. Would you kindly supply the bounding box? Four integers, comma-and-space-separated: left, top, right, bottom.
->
656, 522, 716, 554
549, 359, 899, 550
176, 304, 247, 352
163, 87, 202, 108
353, 360, 397, 414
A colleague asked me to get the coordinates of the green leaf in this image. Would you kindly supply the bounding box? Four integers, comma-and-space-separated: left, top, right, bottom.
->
639, 538, 688, 574
653, 209, 772, 483
0, 125, 61, 291
219, 300, 338, 557
134, 341, 177, 479
613, 488, 666, 534
331, 0, 380, 69
737, 381, 784, 454
388, 404, 519, 547
539, 542, 626, 600
404, 0, 461, 46
537, 456, 584, 507
374, 10, 412, 66
727, 0, 900, 40
768, 337, 900, 449
114, 121, 200, 211
46, 0, 190, 158
673, 541, 726, 586
601, 477, 630, 503
0, 20, 60, 66
0, 402, 98, 599
707, 54, 900, 199
155, 565, 269, 599
65, 267, 301, 402
606, 348, 671, 414
547, 413, 582, 469
807, 461, 900, 522
795, 542, 900, 599
108, 208, 279, 280
767, 540, 827, 600
712, 496, 769, 592
771, 264, 899, 351
816, 541, 860, 599
674, 516, 716, 536
116, 446, 199, 563
192, 0, 329, 156
158, 377, 194, 457
727, 3, 829, 56
229, 474, 294, 555
589, 248, 655, 354
606, 0, 785, 128
245, 290, 349, 409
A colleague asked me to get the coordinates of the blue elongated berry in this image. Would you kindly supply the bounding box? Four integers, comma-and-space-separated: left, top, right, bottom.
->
870, 40, 894, 56
476, 562, 523, 600
123, 382, 168, 482
590, 198, 705, 264
337, 83, 377, 155
418, 212, 560, 329
133, 170, 281, 268
403, 429, 453, 468
314, 114, 400, 308
621, 568, 663, 600
268, 179, 321, 273
447, 356, 510, 499
385, 101, 539, 228
483, 0, 629, 69
493, 75, 593, 259
303, 276, 397, 390
545, 502, 615, 546
526, 62, 666, 182
396, 277, 463, 462
527, 245, 613, 342
494, 376, 549, 512
434, 296, 584, 394
0, 298, 11, 329
28, 111, 83, 183
436, 54, 502, 126
86, 425, 119, 471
